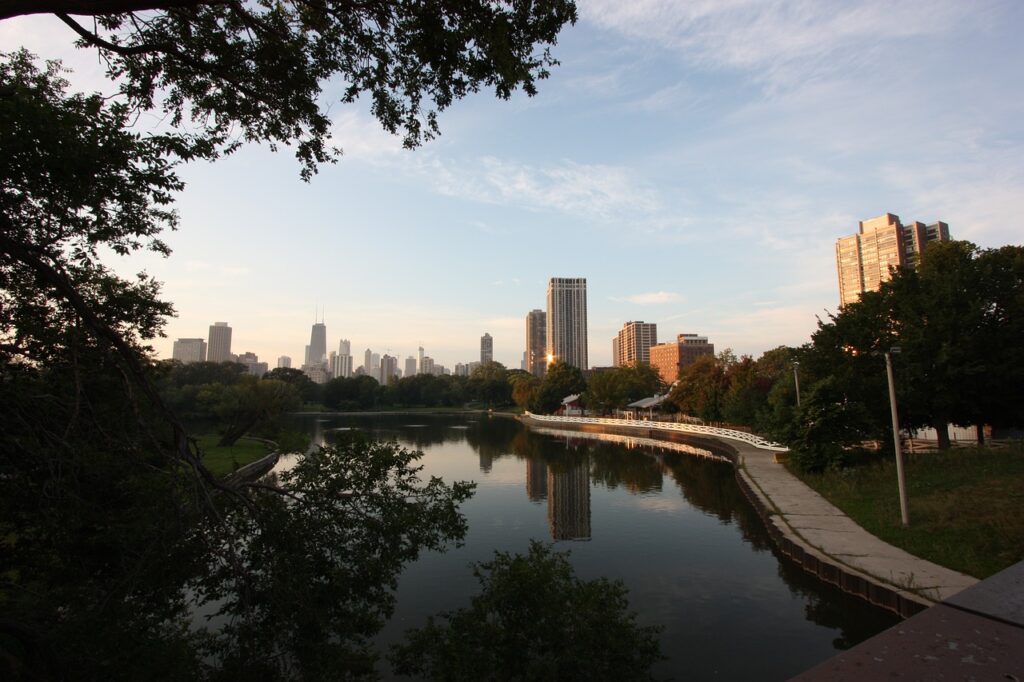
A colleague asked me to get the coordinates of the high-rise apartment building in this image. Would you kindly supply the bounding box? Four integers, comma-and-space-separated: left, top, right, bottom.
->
612, 321, 657, 367
649, 333, 714, 384
404, 356, 417, 378
525, 309, 547, 377
364, 348, 373, 375
836, 213, 950, 306
380, 354, 398, 384
277, 355, 292, 369
480, 333, 493, 364
546, 277, 588, 370
172, 338, 207, 364
207, 322, 232, 363
417, 346, 424, 375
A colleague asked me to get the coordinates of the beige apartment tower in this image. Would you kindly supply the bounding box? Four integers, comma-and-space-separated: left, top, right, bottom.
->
612, 321, 658, 367
546, 277, 588, 370
206, 322, 232, 363
836, 213, 950, 306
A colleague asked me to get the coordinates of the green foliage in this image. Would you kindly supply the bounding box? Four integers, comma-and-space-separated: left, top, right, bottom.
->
510, 372, 542, 410
468, 361, 513, 407
787, 377, 874, 473
585, 363, 665, 414
790, 444, 1024, 578
28, 0, 578, 178
669, 354, 727, 421
389, 541, 663, 681
530, 361, 586, 414
264, 366, 322, 404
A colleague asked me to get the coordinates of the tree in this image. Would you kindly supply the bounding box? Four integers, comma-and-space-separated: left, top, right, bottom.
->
530, 360, 585, 414
509, 372, 541, 410
214, 376, 300, 446
5, 0, 578, 178
264, 366, 322, 404
390, 541, 663, 681
468, 360, 512, 407
669, 355, 727, 422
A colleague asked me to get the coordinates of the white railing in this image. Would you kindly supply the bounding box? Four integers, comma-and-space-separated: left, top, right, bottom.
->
523, 413, 788, 452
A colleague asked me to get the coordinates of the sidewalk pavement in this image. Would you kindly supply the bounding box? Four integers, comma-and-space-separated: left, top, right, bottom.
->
732, 441, 978, 609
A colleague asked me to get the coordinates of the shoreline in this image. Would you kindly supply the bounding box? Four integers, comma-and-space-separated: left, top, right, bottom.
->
518, 414, 977, 618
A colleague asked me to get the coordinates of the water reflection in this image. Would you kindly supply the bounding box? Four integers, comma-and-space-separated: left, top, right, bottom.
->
286, 413, 900, 679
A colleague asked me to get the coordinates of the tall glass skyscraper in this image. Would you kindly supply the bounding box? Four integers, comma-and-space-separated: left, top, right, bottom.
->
546, 277, 588, 370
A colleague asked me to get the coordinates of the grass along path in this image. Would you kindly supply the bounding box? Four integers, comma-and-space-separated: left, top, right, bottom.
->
788, 443, 1024, 579
196, 434, 273, 476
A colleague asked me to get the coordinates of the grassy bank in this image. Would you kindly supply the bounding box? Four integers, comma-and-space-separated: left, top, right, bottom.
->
789, 443, 1024, 579
195, 435, 272, 476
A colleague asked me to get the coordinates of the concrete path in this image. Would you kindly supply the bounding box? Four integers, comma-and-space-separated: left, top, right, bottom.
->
732, 441, 978, 609
793, 559, 1024, 680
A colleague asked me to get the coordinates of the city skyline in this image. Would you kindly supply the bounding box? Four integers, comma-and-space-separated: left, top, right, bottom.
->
8, 3, 1023, 369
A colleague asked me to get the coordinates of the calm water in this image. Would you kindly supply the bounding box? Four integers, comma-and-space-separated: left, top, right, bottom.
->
284, 414, 898, 681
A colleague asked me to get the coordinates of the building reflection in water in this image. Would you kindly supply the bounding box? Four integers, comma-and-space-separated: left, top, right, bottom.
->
547, 455, 591, 541
526, 459, 547, 501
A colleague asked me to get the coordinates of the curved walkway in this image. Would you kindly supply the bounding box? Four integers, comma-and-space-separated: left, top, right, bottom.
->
520, 415, 977, 617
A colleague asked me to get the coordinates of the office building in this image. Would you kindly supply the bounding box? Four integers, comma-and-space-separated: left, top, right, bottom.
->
207, 322, 232, 363
380, 354, 398, 384
417, 346, 424, 375
480, 333, 493, 364
546, 277, 588, 370
277, 355, 291, 369
306, 321, 327, 367
404, 356, 417, 378
525, 309, 547, 377
237, 351, 268, 378
649, 333, 715, 384
172, 338, 206, 364
363, 348, 373, 375
836, 213, 950, 307
612, 321, 657, 367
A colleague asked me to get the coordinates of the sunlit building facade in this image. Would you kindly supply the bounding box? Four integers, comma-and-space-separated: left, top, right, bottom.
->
649, 333, 714, 384
836, 213, 950, 307
612, 321, 657, 367
526, 309, 547, 377
546, 277, 588, 370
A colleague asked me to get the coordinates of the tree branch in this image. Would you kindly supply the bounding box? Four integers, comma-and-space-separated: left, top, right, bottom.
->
1, 1, 229, 21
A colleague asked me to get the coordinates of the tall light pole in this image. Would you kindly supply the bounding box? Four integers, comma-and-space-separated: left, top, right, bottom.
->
884, 348, 910, 527
792, 360, 801, 407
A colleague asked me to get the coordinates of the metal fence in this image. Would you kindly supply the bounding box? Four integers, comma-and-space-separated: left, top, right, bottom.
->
523, 412, 788, 452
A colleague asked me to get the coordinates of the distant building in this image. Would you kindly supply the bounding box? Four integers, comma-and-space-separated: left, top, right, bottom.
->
363, 348, 373, 375
172, 338, 207, 364
306, 321, 327, 366
649, 333, 714, 384
454, 362, 468, 377
207, 322, 232, 363
277, 355, 292, 369
836, 213, 950, 307
525, 309, 547, 377
613, 321, 657, 367
337, 339, 353, 378
338, 339, 351, 356
237, 351, 268, 378
404, 356, 417, 378
547, 277, 588, 370
421, 356, 435, 375
480, 332, 493, 364
380, 354, 398, 384
417, 346, 424, 375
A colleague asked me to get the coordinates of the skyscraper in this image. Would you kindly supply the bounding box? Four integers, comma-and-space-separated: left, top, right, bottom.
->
480, 333, 493, 363
404, 356, 417, 378
546, 277, 588, 370
172, 338, 206, 364
836, 213, 950, 307
380, 354, 398, 384
307, 321, 327, 367
207, 322, 232, 363
613, 321, 657, 367
417, 346, 424, 375
525, 309, 547, 377
338, 339, 351, 356
277, 355, 292, 369
364, 348, 373, 375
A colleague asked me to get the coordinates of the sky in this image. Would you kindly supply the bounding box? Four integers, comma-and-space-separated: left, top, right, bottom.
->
4, 1, 1024, 370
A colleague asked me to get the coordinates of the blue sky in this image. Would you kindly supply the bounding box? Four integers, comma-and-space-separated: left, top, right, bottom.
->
5, 1, 1023, 369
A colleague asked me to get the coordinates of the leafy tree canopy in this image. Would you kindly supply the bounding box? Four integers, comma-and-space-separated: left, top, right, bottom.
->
5, 0, 578, 178
390, 541, 663, 681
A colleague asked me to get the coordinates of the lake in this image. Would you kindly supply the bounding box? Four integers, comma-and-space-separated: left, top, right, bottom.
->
281, 413, 898, 680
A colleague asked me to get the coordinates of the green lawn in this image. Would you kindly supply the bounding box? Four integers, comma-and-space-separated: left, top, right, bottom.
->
788, 443, 1024, 578
195, 434, 272, 476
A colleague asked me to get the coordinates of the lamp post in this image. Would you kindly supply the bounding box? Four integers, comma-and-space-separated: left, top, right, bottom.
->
792, 360, 801, 407
884, 347, 910, 527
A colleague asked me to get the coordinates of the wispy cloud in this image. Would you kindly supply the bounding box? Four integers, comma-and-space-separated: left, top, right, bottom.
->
421, 156, 663, 224
611, 291, 682, 305
584, 0, 978, 91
